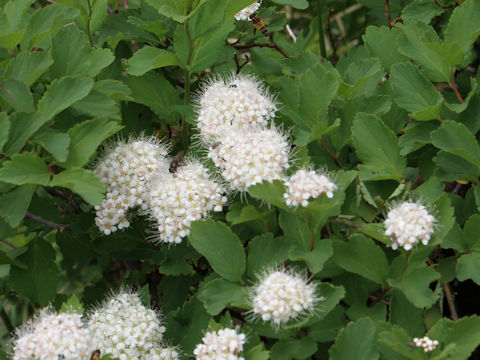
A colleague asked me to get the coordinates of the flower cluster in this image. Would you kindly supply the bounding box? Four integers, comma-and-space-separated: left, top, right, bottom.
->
146, 160, 227, 244
208, 127, 290, 192
195, 74, 276, 144
94, 138, 169, 235
384, 201, 436, 251
193, 328, 246, 360
145, 346, 180, 360
284, 169, 337, 207
234, 1, 261, 21
250, 268, 317, 326
412, 336, 439, 353
87, 291, 166, 359
13, 310, 93, 360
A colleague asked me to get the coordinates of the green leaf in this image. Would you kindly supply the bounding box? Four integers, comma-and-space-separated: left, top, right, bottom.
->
33, 131, 70, 162
3, 112, 46, 155
9, 238, 59, 306
401, 0, 444, 23
144, 0, 187, 22
49, 168, 106, 206
431, 120, 480, 172
339, 58, 384, 98
70, 90, 120, 119
289, 239, 333, 274
271, 0, 309, 9
60, 119, 122, 168
428, 316, 480, 360
352, 113, 406, 181
457, 253, 480, 285
271, 337, 317, 360
332, 235, 389, 285
59, 294, 84, 314
0, 184, 36, 227
189, 220, 246, 282
124, 72, 181, 122
389, 290, 425, 337
90, 0, 108, 34
37, 76, 94, 121
377, 323, 426, 360
329, 318, 379, 360
127, 47, 180, 76
434, 151, 480, 182
198, 278, 249, 315
94, 80, 132, 101
87, 48, 114, 77
0, 113, 10, 153
5, 51, 53, 87
248, 180, 288, 209
0, 78, 34, 112
390, 62, 443, 120
0, 153, 50, 186
444, 0, 480, 65
246, 234, 291, 278
0, 30, 26, 49
279, 210, 313, 250
363, 26, 408, 71
3, 0, 34, 32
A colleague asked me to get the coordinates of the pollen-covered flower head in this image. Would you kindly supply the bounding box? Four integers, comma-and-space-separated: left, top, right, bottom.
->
195, 74, 277, 144
193, 328, 246, 360
384, 200, 436, 251
93, 137, 169, 235
284, 168, 337, 207
234, 1, 262, 21
13, 309, 93, 360
87, 290, 166, 360
146, 159, 227, 244
208, 126, 290, 192
145, 346, 180, 360
250, 267, 318, 326
412, 336, 439, 353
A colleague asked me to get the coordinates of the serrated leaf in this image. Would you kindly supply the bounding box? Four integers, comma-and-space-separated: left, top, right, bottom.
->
5, 51, 53, 87
3, 0, 34, 32
401, 0, 444, 23
70, 90, 119, 119
144, 0, 187, 22
189, 220, 246, 283
0, 153, 50, 186
290, 239, 333, 274
94, 80, 132, 101
247, 234, 290, 278
127, 47, 179, 76
363, 26, 408, 71
198, 278, 249, 315
3, 112, 47, 156
431, 120, 480, 172
271, 337, 317, 360
340, 58, 384, 98
0, 184, 36, 227
0, 78, 33, 112
0, 30, 26, 49
390, 62, 443, 120
271, 0, 309, 9
59, 294, 84, 314
457, 253, 480, 285
0, 113, 10, 153
90, 0, 108, 33
332, 235, 389, 285
9, 238, 59, 306
329, 318, 379, 360
352, 113, 406, 181
33, 131, 70, 162
50, 168, 106, 206
248, 180, 288, 209
434, 151, 480, 182
60, 119, 122, 168
37, 76, 94, 121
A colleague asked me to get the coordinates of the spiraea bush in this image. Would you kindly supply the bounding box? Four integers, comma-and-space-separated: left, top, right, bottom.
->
1, 0, 480, 359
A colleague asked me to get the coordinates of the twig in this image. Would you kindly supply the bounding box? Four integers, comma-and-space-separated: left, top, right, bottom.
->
25, 212, 71, 232
234, 54, 249, 74
46, 0, 55, 3
320, 141, 341, 168
432, 0, 461, 8
450, 72, 464, 104
232, 34, 290, 59
124, 0, 128, 9
326, 9, 337, 63
384, 0, 393, 28
442, 282, 459, 321
1, 238, 16, 249
317, 0, 327, 58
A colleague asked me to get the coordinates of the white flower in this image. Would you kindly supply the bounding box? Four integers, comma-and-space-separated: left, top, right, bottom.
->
146, 159, 227, 244
284, 169, 337, 207
250, 268, 317, 326
234, 1, 261, 21
145, 346, 180, 360
193, 328, 246, 360
208, 126, 290, 192
93, 137, 169, 235
13, 309, 93, 360
384, 201, 436, 251
412, 336, 439, 353
87, 291, 166, 359
195, 74, 276, 144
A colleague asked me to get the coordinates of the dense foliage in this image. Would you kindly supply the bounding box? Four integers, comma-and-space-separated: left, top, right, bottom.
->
1, 0, 480, 358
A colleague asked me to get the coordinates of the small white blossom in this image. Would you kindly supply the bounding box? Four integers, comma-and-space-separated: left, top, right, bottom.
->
87, 291, 166, 359
250, 268, 318, 326
147, 159, 227, 244
284, 169, 337, 207
193, 328, 246, 360
93, 137, 169, 235
13, 309, 93, 360
195, 74, 276, 144
384, 201, 436, 251
145, 346, 180, 360
412, 336, 439, 353
208, 126, 290, 192
234, 1, 261, 21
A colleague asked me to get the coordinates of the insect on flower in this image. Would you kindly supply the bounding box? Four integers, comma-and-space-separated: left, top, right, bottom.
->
90, 350, 101, 360
169, 151, 185, 174
249, 12, 269, 37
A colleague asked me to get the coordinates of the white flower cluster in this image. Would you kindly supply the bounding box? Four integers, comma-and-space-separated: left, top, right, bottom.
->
251, 268, 317, 326
196, 74, 276, 144
384, 201, 436, 251
412, 336, 439, 353
147, 160, 227, 244
145, 346, 180, 360
208, 127, 290, 192
234, 1, 261, 21
94, 138, 169, 235
193, 328, 246, 360
284, 169, 337, 207
13, 310, 93, 360
87, 291, 167, 360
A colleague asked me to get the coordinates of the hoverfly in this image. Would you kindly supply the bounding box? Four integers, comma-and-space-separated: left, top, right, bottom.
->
249, 12, 269, 37
90, 350, 101, 360
169, 151, 185, 174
